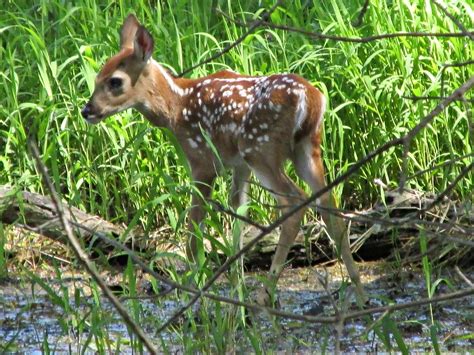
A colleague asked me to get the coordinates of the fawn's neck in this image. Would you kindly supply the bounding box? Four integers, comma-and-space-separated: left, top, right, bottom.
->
136, 59, 190, 129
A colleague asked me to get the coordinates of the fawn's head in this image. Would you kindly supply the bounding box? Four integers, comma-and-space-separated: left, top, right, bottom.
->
81, 14, 154, 123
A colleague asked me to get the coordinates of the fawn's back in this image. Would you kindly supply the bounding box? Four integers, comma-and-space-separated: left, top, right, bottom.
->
168, 69, 325, 168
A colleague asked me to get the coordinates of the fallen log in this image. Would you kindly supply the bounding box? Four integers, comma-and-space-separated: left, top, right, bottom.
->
1, 185, 470, 270
0, 185, 125, 254
0, 185, 394, 268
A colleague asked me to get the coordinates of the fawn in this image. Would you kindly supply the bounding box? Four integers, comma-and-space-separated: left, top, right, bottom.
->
81, 14, 367, 306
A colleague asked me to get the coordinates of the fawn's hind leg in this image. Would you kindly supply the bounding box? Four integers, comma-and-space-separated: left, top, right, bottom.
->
293, 135, 367, 305
247, 155, 307, 305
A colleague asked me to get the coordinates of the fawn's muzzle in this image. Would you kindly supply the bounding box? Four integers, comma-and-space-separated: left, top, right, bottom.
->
81, 102, 102, 123
81, 103, 92, 119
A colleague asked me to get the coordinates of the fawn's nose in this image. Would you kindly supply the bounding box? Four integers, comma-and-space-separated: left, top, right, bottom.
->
81, 103, 92, 119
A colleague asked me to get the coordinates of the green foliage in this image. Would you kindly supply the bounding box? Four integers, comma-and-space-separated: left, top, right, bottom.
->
1, 0, 472, 220
379, 315, 409, 354
0, 0, 472, 352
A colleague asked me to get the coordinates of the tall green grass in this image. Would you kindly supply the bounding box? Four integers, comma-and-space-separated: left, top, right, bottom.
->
0, 0, 473, 352
1, 0, 472, 222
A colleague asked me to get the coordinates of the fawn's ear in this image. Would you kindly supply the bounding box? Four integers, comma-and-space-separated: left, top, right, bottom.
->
120, 14, 140, 49
133, 26, 154, 62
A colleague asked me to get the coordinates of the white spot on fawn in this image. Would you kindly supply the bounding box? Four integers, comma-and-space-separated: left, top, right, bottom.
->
188, 138, 198, 148
294, 90, 307, 135
152, 60, 184, 96
316, 94, 326, 132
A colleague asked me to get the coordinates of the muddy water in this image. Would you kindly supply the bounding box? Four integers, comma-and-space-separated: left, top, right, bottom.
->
1, 264, 473, 352
257, 264, 474, 352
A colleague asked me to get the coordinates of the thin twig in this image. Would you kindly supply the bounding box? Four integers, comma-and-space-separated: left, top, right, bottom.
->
421, 162, 474, 213
209, 200, 267, 231
215, 152, 474, 235
28, 141, 158, 355
441, 60, 474, 97
432, 0, 474, 42
320, 206, 474, 238
442, 236, 474, 248
407, 153, 474, 180
65, 218, 474, 325
455, 266, 474, 287
177, 1, 282, 77
69, 220, 336, 323
352, 0, 370, 27
404, 77, 474, 138
343, 287, 474, 321
402, 95, 474, 103
228, 16, 474, 43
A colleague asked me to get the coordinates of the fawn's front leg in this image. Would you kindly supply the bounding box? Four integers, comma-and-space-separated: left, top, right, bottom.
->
230, 164, 251, 212
249, 160, 307, 306
186, 166, 216, 260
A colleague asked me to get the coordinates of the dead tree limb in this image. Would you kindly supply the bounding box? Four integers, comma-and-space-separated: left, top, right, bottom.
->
432, 0, 474, 42
0, 184, 386, 267
0, 185, 126, 253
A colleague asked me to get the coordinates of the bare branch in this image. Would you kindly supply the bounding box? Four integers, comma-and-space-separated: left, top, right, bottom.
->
224, 13, 474, 43
320, 206, 474, 238
455, 266, 474, 287
407, 153, 474, 180
343, 287, 474, 321
177, 1, 282, 77
421, 162, 474, 213
28, 141, 158, 355
65, 217, 474, 326
398, 77, 474, 189
432, 0, 474, 42
209, 200, 267, 231
441, 59, 474, 97
402, 95, 474, 103
352, 0, 371, 27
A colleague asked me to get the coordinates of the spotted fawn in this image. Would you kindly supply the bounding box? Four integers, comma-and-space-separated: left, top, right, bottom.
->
81, 14, 367, 306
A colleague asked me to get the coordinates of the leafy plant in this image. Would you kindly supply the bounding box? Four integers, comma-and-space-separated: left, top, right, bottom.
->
0, 0, 472, 352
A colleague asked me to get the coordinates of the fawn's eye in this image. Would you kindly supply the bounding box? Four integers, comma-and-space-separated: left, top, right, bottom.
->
108, 77, 123, 90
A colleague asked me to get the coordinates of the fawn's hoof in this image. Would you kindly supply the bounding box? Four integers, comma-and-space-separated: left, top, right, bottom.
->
255, 288, 280, 308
